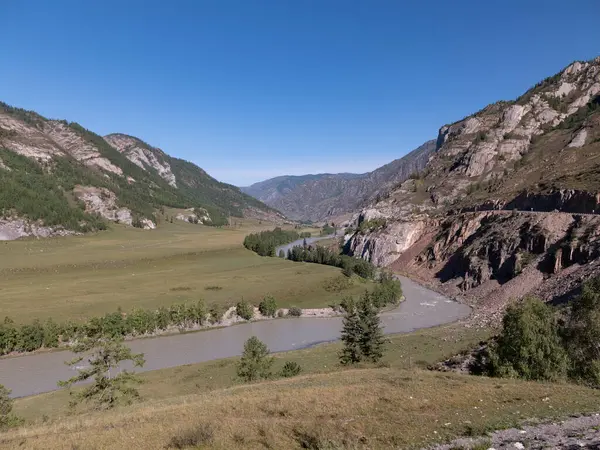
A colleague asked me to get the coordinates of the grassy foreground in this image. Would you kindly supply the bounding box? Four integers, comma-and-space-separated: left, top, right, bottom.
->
13, 323, 491, 422
5, 368, 600, 449
0, 220, 371, 322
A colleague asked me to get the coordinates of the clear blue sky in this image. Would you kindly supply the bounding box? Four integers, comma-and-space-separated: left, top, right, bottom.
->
1, 0, 599, 186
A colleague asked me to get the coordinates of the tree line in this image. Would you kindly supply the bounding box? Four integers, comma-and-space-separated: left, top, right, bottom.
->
243, 227, 310, 257
286, 244, 376, 279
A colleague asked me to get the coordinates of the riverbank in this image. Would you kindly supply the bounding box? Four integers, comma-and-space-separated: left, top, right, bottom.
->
1, 276, 470, 398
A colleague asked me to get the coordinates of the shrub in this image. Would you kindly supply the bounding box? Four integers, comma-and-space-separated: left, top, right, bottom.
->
564, 276, 600, 386
237, 336, 273, 382
168, 423, 214, 449
258, 296, 277, 318
43, 318, 61, 348
236, 301, 254, 321
487, 297, 568, 381
18, 319, 44, 352
209, 303, 227, 324
0, 384, 22, 430
279, 361, 302, 378
287, 307, 302, 317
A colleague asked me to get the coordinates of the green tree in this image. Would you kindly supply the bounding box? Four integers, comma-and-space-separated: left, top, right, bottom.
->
339, 299, 362, 365
0, 384, 23, 429
564, 277, 600, 386
237, 336, 273, 382
357, 293, 385, 362
236, 301, 254, 321
278, 249, 285, 258
488, 297, 568, 381
258, 296, 278, 318
58, 337, 145, 410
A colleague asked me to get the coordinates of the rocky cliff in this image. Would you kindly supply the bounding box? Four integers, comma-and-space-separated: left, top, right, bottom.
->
0, 103, 282, 239
346, 57, 600, 315
242, 140, 436, 222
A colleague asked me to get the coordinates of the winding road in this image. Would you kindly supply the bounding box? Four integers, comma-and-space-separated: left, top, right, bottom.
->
0, 276, 470, 398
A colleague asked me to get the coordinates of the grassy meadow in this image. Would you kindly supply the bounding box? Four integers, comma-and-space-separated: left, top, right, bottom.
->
0, 219, 368, 323
6, 323, 600, 449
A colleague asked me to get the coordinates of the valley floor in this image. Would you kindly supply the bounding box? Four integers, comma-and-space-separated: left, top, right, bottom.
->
0, 220, 369, 322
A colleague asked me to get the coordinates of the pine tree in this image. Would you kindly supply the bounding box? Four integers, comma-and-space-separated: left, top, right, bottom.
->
237, 336, 274, 382
339, 299, 363, 365
357, 292, 385, 363
58, 337, 145, 410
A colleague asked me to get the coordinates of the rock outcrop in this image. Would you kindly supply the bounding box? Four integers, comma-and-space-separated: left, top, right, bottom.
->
104, 134, 176, 187
345, 57, 600, 314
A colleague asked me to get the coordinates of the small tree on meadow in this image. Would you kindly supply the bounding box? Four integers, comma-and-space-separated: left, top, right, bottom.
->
358, 293, 385, 362
339, 298, 362, 365
237, 336, 273, 382
58, 337, 145, 410
278, 249, 285, 258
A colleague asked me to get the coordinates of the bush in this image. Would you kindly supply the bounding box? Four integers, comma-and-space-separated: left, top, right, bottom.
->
0, 384, 22, 430
209, 303, 227, 324
279, 361, 302, 378
236, 301, 254, 321
370, 272, 402, 307
168, 423, 214, 449
18, 319, 44, 352
487, 297, 568, 381
564, 276, 600, 386
237, 336, 273, 382
287, 307, 302, 317
258, 296, 277, 318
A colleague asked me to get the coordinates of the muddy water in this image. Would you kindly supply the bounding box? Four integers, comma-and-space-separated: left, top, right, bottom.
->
0, 276, 470, 398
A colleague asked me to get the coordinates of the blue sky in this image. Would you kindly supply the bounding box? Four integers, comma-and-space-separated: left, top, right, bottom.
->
1, 0, 599, 186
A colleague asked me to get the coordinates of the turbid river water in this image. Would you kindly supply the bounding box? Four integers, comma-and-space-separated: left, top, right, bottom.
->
0, 272, 470, 398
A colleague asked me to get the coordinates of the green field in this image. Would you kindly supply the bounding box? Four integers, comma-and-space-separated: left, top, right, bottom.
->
0, 220, 373, 323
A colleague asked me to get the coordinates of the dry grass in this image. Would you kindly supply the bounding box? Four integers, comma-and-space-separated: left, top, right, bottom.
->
0, 220, 371, 322
13, 323, 490, 422
4, 368, 600, 449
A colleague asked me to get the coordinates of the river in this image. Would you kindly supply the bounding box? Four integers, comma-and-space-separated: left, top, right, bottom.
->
0, 275, 470, 398
275, 233, 339, 255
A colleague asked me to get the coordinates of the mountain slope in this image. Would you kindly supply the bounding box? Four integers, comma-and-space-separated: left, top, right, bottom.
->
242, 139, 436, 221
0, 102, 281, 239
345, 57, 600, 319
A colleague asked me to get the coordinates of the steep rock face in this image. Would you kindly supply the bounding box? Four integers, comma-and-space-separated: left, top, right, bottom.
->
73, 185, 135, 226
346, 57, 600, 311
104, 134, 176, 187
242, 140, 436, 221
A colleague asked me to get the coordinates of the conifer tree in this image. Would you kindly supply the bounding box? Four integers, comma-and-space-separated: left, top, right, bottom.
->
58, 337, 145, 410
357, 292, 385, 363
339, 298, 363, 365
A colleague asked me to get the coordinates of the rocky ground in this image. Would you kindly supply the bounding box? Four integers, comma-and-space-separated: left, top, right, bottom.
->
431, 414, 600, 449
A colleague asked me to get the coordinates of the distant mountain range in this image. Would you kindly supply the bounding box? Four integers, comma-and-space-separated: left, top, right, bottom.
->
0, 102, 281, 239
241, 140, 436, 222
